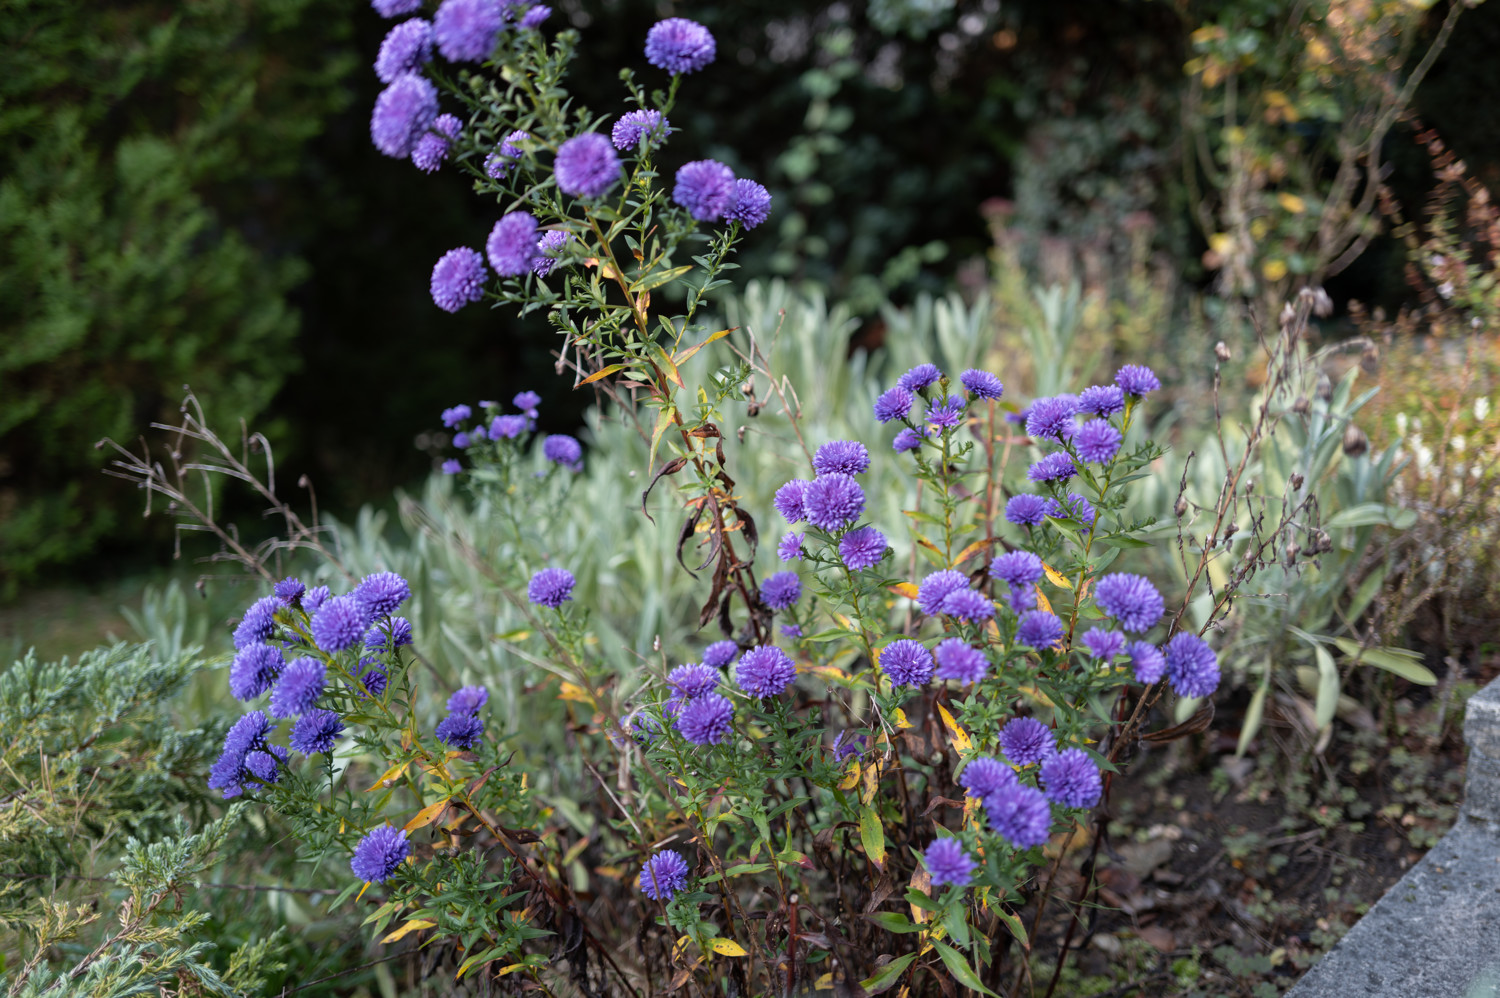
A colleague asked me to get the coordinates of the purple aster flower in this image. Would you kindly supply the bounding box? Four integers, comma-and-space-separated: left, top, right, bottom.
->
554, 133, 619, 199
673, 159, 736, 222
917, 569, 969, 615
1040, 748, 1102, 808
984, 780, 1053, 849
270, 657, 325, 717
354, 571, 411, 618
644, 17, 716, 74
988, 551, 1043, 588
290, 708, 344, 755
1164, 632, 1220, 698
435, 712, 485, 749
447, 685, 489, 716
677, 692, 734, 745
490, 414, 527, 438
801, 474, 864, 532
1127, 640, 1166, 684
1005, 494, 1049, 527
897, 364, 941, 393
1026, 396, 1080, 441
430, 247, 487, 312
441, 458, 463, 474
1016, 610, 1064, 649
832, 731, 866, 761
781, 623, 802, 639
519, 3, 550, 28
959, 755, 1016, 798
1045, 493, 1096, 529
874, 386, 915, 423
611, 109, 669, 150
999, 716, 1055, 765
358, 660, 389, 696
667, 664, 719, 700
941, 589, 995, 621
934, 638, 987, 684
528, 567, 576, 608
1081, 628, 1126, 660
735, 645, 796, 697
303, 586, 331, 613
350, 825, 409, 882
484, 130, 529, 178
1094, 574, 1164, 633
233, 596, 279, 649
229, 643, 285, 701
1074, 420, 1122, 463
777, 532, 804, 561
761, 572, 801, 611
412, 113, 462, 172
365, 616, 413, 652
371, 73, 438, 158
543, 433, 583, 471
312, 595, 373, 654
373, 0, 422, 15
1078, 384, 1126, 417
893, 427, 926, 452
1006, 583, 1037, 613
880, 639, 933, 687
242, 749, 281, 783
375, 19, 434, 82
1115, 364, 1161, 396
452, 431, 471, 449
1027, 452, 1076, 483
924, 838, 977, 887
703, 640, 739, 668
274, 578, 305, 605
442, 404, 472, 428
639, 849, 691, 901
513, 391, 540, 413
773, 479, 808, 523
726, 179, 772, 229
486, 211, 541, 276
960, 369, 1004, 400
813, 440, 870, 476
839, 526, 887, 571
207, 711, 280, 798
532, 230, 572, 278
433, 0, 504, 62
926, 396, 968, 429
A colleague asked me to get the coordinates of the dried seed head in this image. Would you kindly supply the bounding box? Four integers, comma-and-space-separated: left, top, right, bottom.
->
1279, 302, 1297, 328
1175, 496, 1189, 518
1224, 522, 1238, 537
1314, 530, 1333, 553
1361, 344, 1379, 374
1342, 423, 1369, 458
1292, 395, 1311, 415
1290, 473, 1305, 490
1215, 341, 1232, 363
1312, 287, 1333, 317
1285, 541, 1301, 566
1316, 373, 1333, 401
746, 401, 761, 417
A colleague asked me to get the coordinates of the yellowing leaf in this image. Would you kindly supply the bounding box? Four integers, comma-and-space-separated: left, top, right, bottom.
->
381, 919, 436, 944
908, 866, 932, 924
365, 761, 409, 792
404, 799, 450, 832
1034, 586, 1052, 616
579, 364, 626, 386
557, 681, 593, 703
672, 327, 735, 366
838, 761, 861, 790
888, 581, 920, 600
937, 703, 972, 754
891, 707, 913, 730
859, 805, 887, 869
1262, 258, 1288, 282
709, 938, 748, 957
1277, 192, 1307, 214
1041, 562, 1072, 589
953, 539, 990, 567
814, 973, 835, 991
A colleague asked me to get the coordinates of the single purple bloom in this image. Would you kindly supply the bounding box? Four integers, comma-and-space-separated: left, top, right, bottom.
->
304, 586, 331, 613
350, 825, 409, 882
880, 639, 933, 687
528, 567, 576, 608
874, 386, 915, 423
442, 404, 472, 428
941, 588, 995, 622
781, 623, 802, 639
892, 427, 925, 452
1115, 364, 1161, 396
312, 595, 373, 654
801, 474, 864, 532
927, 396, 968, 429
777, 532, 805, 562
726, 178, 772, 229
543, 433, 583, 471
513, 390, 541, 414
1164, 632, 1220, 698
484, 130, 529, 178
1074, 420, 1122, 463
452, 431, 470, 449
702, 640, 739, 668
897, 364, 941, 393
370, 73, 438, 158
1026, 396, 1080, 441
373, 0, 422, 15
761, 572, 801, 611
611, 109, 669, 150
644, 17, 716, 74
1027, 452, 1076, 483
274, 577, 305, 605
667, 664, 719, 700
677, 692, 734, 745
984, 780, 1053, 849
233, 596, 280, 649
354, 571, 411, 618
375, 19, 434, 83
999, 716, 1055, 765
1127, 640, 1166, 684
917, 569, 970, 616
1081, 628, 1126, 661
519, 3, 550, 28
1078, 384, 1126, 417
441, 458, 463, 474
1094, 574, 1164, 633
960, 369, 1004, 400
365, 616, 413, 652
1016, 611, 1064, 650
838, 526, 886, 571
431, 247, 487, 312
959, 755, 1016, 798
673, 159, 736, 222
487, 211, 541, 276
412, 113, 462, 172
533, 230, 572, 277
1040, 748, 1102, 808
435, 712, 485, 749
934, 638, 987, 684
1005, 494, 1049, 527
433, 0, 504, 62
1006, 583, 1037, 613
359, 660, 389, 696
490, 414, 527, 439
270, 657, 325, 717
229, 643, 285, 701
924, 838, 977, 887
290, 708, 344, 755
832, 732, 866, 761
639, 849, 691, 900
773, 479, 808, 523
447, 685, 489, 716
555, 133, 620, 199
735, 645, 796, 697
989, 550, 1043, 588
813, 440, 870, 476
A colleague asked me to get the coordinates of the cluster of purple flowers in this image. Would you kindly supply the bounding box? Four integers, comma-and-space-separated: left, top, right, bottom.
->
957, 734, 1102, 850
435, 684, 488, 749
438, 393, 585, 475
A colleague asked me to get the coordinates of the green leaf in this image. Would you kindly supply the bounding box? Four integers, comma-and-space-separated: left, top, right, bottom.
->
1314, 645, 1339, 729
1236, 668, 1270, 757
859, 805, 886, 868
1324, 502, 1408, 530
866, 911, 923, 934
1096, 533, 1153, 549
991, 905, 1029, 951
698, 863, 770, 885
1332, 638, 1435, 685
932, 940, 999, 996
630, 263, 693, 293
859, 953, 917, 995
